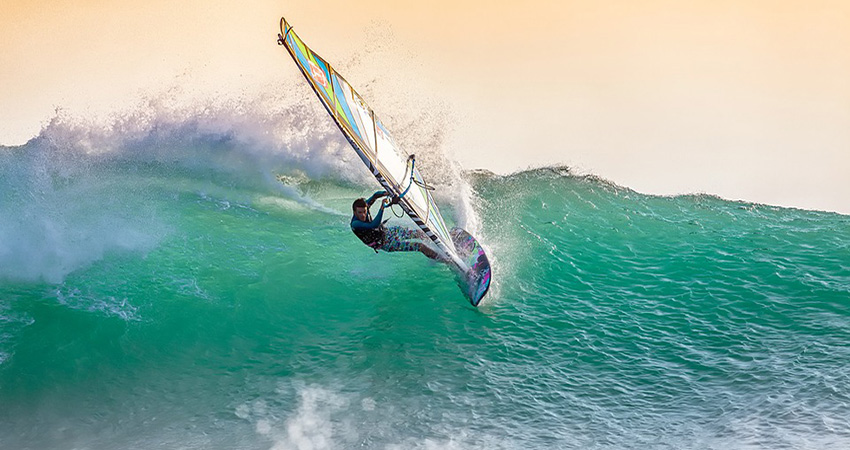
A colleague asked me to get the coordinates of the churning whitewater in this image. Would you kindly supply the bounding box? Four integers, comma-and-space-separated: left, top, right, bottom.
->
1, 100, 849, 449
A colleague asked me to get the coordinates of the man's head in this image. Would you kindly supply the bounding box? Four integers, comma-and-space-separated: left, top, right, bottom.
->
352, 198, 368, 222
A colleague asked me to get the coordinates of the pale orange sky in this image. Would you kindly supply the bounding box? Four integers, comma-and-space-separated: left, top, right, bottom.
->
2, 0, 849, 213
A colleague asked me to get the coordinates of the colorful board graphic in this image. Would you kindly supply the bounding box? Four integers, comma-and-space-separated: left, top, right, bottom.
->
450, 228, 492, 306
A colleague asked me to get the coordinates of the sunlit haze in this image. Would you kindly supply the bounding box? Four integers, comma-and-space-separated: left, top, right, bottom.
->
2, 0, 848, 213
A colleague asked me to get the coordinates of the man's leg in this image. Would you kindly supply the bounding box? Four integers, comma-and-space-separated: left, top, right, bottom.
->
381, 227, 421, 253
417, 243, 442, 260
382, 227, 441, 260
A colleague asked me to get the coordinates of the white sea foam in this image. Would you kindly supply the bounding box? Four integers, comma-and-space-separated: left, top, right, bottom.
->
236, 385, 348, 450
0, 304, 34, 366
234, 384, 511, 450
53, 286, 140, 321
0, 76, 480, 284
0, 182, 165, 284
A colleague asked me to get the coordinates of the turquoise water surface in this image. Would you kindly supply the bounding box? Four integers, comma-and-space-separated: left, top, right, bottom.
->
1, 112, 848, 449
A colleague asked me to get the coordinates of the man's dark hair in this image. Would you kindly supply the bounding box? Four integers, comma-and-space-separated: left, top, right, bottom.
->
352, 198, 367, 212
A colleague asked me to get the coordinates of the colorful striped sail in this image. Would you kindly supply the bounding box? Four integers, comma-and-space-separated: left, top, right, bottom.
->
278, 17, 465, 269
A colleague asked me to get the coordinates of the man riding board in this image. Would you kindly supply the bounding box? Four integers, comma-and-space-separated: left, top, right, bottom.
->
350, 190, 441, 260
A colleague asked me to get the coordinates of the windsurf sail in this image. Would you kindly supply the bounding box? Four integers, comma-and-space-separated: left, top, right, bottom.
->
277, 17, 466, 270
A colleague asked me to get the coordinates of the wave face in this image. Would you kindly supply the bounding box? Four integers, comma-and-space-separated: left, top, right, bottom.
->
1, 108, 849, 450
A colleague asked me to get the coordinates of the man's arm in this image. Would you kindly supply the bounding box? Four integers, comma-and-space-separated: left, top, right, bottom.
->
365, 190, 388, 207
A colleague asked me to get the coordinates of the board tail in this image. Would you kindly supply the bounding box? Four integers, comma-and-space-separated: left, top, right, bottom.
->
450, 228, 492, 306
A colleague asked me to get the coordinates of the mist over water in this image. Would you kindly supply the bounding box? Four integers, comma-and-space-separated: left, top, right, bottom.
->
1, 101, 849, 449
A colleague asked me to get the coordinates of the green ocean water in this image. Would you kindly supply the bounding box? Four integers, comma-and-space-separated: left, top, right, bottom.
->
1, 113, 849, 449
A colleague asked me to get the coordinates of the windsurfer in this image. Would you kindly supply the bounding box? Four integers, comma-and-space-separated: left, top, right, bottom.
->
350, 191, 441, 260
